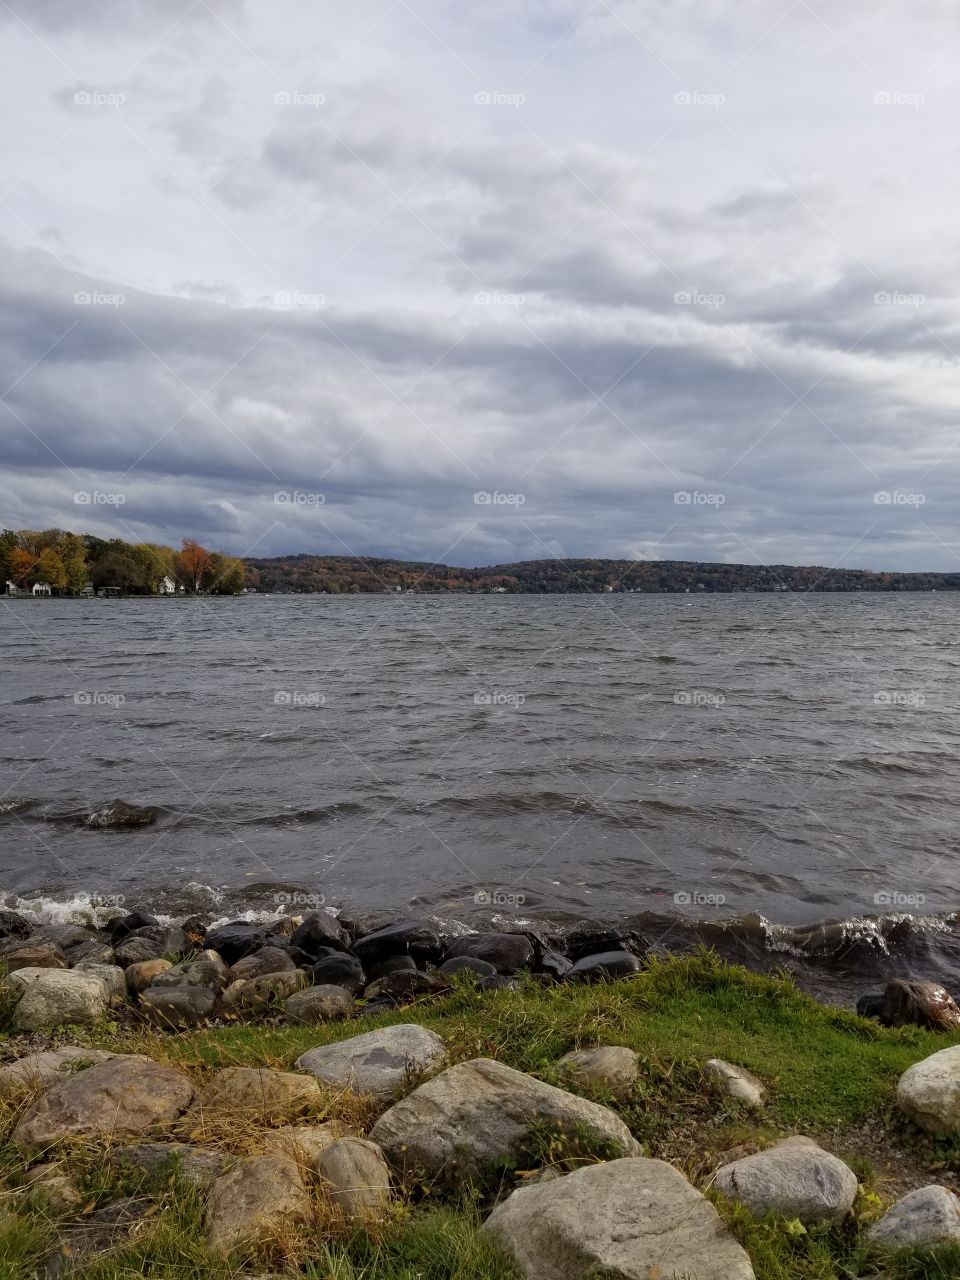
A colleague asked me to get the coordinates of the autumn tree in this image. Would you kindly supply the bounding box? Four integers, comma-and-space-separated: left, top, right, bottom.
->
178, 539, 213, 593
35, 547, 68, 590
8, 548, 34, 585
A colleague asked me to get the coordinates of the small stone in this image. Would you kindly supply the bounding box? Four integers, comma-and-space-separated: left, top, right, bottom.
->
186, 1067, 321, 1127
897, 1045, 960, 1136
867, 1184, 960, 1246
150, 952, 229, 993
558, 1046, 639, 1100
705, 1059, 766, 1108
126, 958, 173, 995
232, 969, 306, 1008
205, 1155, 312, 1252
318, 1137, 392, 1223
713, 1136, 857, 1224
140, 984, 215, 1028
24, 1163, 82, 1214
286, 984, 355, 1024
229, 946, 295, 983
296, 1023, 447, 1099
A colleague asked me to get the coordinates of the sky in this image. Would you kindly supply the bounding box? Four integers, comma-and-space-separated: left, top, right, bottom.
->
1, 0, 959, 571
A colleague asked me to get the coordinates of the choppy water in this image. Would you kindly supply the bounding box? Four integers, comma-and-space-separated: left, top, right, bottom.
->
4, 591, 960, 1002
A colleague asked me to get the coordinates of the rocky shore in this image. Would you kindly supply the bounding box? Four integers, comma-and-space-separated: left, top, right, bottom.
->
2, 905, 960, 1278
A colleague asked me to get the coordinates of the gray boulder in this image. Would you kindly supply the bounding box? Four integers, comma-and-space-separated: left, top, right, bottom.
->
205, 1154, 313, 1252
705, 1058, 766, 1107
713, 1137, 857, 1224
485, 1157, 755, 1280
0, 1047, 118, 1101
185, 1066, 320, 1128
140, 984, 215, 1028
8, 968, 110, 1029
286, 984, 355, 1024
897, 1045, 960, 1136
74, 962, 126, 1005
229, 946, 295, 983
370, 1056, 641, 1181
317, 1137, 392, 1223
296, 1023, 447, 1099
867, 1184, 960, 1246
558, 1045, 639, 1099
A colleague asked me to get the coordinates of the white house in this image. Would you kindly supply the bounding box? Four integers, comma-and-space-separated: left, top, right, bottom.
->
31, 582, 51, 596
5, 580, 23, 597
158, 575, 178, 595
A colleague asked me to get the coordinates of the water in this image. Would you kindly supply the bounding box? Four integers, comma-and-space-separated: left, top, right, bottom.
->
4, 591, 960, 1003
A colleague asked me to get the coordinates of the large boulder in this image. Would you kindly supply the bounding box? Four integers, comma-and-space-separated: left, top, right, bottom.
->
204, 921, 284, 966
290, 910, 349, 956
866, 1184, 960, 1246
140, 984, 215, 1028
0, 941, 65, 970
564, 921, 646, 962
445, 932, 534, 974
897, 1045, 960, 1135
286, 984, 355, 1024
13, 1056, 195, 1151
311, 952, 366, 993
205, 1154, 313, 1252
713, 1137, 857, 1224
9, 968, 110, 1029
0, 1047, 118, 1101
296, 1023, 447, 1099
74, 962, 126, 1005
558, 1045, 639, 1100
484, 1157, 754, 1280
370, 1057, 641, 1181
318, 1137, 392, 1223
185, 1067, 320, 1128
351, 920, 442, 968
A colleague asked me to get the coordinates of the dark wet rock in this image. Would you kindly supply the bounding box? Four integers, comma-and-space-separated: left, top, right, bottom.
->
311, 952, 366, 993
857, 979, 960, 1032
351, 920, 443, 968
286, 984, 355, 1023
368, 954, 418, 979
290, 910, 348, 956
567, 951, 642, 982
140, 984, 216, 1028
0, 909, 32, 940
539, 950, 573, 980
66, 940, 115, 967
361, 996, 401, 1017
86, 799, 159, 829
108, 911, 159, 942
564, 921, 646, 963
445, 932, 535, 974
204, 921, 283, 965
43, 1196, 156, 1277
35, 924, 97, 952
364, 970, 449, 1001
439, 955, 498, 979
180, 914, 209, 948
134, 924, 193, 954
0, 941, 66, 970
229, 945, 295, 983
114, 935, 167, 968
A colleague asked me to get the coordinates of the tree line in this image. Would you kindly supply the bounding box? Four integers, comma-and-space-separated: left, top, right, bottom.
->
1, 530, 245, 595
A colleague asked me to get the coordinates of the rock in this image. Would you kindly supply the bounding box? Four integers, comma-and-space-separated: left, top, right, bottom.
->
204, 921, 283, 966
364, 970, 449, 1001
439, 955, 498, 979
296, 1023, 447, 1099
65, 940, 115, 966
360, 996, 400, 1017
713, 1136, 857, 1224
290, 910, 348, 956
0, 1047, 118, 1100
0, 941, 66, 970
858, 979, 960, 1032
228, 969, 306, 1009
567, 950, 641, 982
114, 935, 167, 967
312, 952, 366, 993
261, 1121, 347, 1166
205, 1155, 312, 1252
229, 946, 295, 983
10, 969, 110, 1029
286, 984, 355, 1024
368, 954, 418, 979
351, 920, 443, 968
479, 974, 519, 992
185, 1067, 321, 1127
484, 1157, 754, 1280
73, 962, 126, 1005
141, 984, 215, 1028
126, 958, 173, 995
318, 1137, 392, 1223
445, 932, 535, 974
897, 1045, 960, 1135
180, 914, 209, 948
370, 1057, 641, 1181
35, 924, 97, 952
539, 950, 573, 980
564, 921, 646, 962
45, 1196, 156, 1276
24, 1163, 83, 1214
866, 1185, 960, 1246
86, 799, 158, 828
13, 1056, 195, 1152
705, 1059, 766, 1108
558, 1046, 639, 1100
108, 911, 160, 942
150, 951, 229, 992
0, 908, 32, 940
117, 1142, 229, 1187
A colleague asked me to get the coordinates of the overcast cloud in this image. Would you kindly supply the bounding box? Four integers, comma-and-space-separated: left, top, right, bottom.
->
1, 0, 958, 569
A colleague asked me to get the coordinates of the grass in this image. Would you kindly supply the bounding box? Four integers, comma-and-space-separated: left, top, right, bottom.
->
0, 951, 958, 1278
